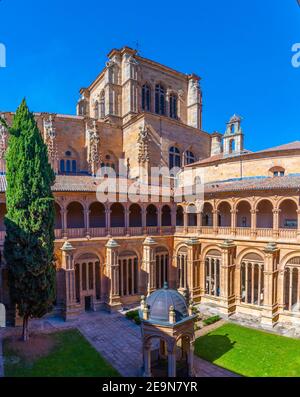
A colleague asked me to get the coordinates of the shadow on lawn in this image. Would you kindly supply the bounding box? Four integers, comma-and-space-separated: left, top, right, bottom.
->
198, 333, 236, 363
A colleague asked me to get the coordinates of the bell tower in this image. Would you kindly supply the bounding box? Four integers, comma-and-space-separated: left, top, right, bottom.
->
223, 115, 244, 155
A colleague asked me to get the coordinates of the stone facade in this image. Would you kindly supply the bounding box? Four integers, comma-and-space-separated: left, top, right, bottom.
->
0, 46, 300, 330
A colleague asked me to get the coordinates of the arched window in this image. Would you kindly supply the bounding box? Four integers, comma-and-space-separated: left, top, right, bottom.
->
284, 257, 300, 312
155, 247, 169, 289
241, 253, 264, 306
177, 247, 188, 289
155, 84, 165, 115
229, 139, 235, 153
119, 252, 138, 296
100, 90, 105, 118
205, 250, 221, 297
75, 254, 101, 305
94, 101, 99, 119
169, 93, 178, 119
142, 84, 151, 112
269, 166, 285, 177
169, 146, 181, 170
185, 150, 195, 165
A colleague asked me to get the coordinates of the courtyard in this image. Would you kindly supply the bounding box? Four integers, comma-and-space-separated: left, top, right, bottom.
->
1, 310, 300, 377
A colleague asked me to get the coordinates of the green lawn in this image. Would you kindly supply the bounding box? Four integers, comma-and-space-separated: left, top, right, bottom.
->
3, 329, 120, 377
195, 323, 300, 377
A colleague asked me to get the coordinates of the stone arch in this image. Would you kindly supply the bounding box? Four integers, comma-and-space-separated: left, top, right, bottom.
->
217, 201, 231, 227
204, 249, 222, 297
278, 199, 298, 229
236, 200, 251, 228
161, 205, 172, 226
54, 202, 62, 229
282, 255, 300, 311
146, 204, 158, 227
176, 205, 184, 226
202, 202, 213, 226
67, 201, 85, 228
155, 246, 170, 286
187, 203, 197, 227
74, 251, 102, 307
118, 250, 139, 296
89, 202, 106, 228
129, 203, 142, 227
110, 203, 125, 227
239, 250, 264, 306
256, 199, 273, 228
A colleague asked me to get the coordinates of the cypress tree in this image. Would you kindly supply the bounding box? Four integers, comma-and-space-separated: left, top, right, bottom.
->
1, 99, 56, 341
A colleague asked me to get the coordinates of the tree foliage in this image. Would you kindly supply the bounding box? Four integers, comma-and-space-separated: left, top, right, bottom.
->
3, 99, 56, 339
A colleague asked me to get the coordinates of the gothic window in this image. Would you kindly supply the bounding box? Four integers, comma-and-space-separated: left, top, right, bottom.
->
100, 90, 105, 118
155, 248, 169, 289
142, 84, 151, 112
119, 254, 138, 296
169, 93, 178, 119
169, 146, 181, 169
240, 253, 264, 306
177, 247, 188, 289
284, 257, 300, 312
94, 101, 99, 119
155, 84, 165, 115
205, 250, 221, 297
185, 150, 195, 165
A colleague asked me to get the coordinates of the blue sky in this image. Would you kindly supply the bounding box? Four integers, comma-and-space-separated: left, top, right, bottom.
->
0, 0, 299, 152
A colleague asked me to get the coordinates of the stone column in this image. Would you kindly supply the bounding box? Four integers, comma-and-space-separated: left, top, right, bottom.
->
85, 208, 90, 238
125, 205, 130, 235
61, 241, 80, 320
250, 210, 257, 238
212, 209, 219, 234
104, 239, 122, 311
142, 237, 157, 295
218, 239, 236, 316
261, 242, 279, 327
186, 238, 201, 301
196, 212, 202, 234
105, 205, 111, 236
142, 206, 147, 234
167, 351, 176, 377
143, 345, 152, 377
157, 206, 162, 234
62, 208, 68, 239
230, 210, 237, 235
171, 206, 177, 228
183, 209, 188, 233
187, 342, 195, 377
273, 209, 279, 238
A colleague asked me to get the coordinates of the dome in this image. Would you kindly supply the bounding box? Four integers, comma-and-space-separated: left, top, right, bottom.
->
144, 283, 189, 324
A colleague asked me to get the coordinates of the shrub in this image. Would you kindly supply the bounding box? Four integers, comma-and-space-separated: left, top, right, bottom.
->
203, 315, 221, 326
125, 309, 141, 325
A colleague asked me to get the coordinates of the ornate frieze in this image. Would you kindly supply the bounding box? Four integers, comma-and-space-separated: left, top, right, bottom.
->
42, 113, 58, 172
85, 118, 101, 176
138, 124, 151, 164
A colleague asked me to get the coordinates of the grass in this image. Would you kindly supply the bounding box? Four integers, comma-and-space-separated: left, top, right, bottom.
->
3, 329, 120, 377
195, 323, 300, 377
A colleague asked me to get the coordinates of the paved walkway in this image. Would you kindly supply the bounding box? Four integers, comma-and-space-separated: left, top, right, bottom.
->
0, 311, 238, 377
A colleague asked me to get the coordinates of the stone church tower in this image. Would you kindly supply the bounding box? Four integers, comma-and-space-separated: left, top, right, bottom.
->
223, 114, 244, 155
